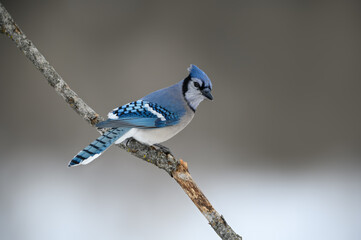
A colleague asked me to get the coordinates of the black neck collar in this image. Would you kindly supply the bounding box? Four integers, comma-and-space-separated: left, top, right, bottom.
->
182, 75, 195, 112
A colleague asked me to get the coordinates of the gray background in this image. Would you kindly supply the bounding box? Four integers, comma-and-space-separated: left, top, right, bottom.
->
1, 0, 361, 239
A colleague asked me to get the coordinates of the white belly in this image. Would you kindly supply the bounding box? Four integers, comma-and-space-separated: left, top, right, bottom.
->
114, 112, 194, 145
133, 112, 194, 145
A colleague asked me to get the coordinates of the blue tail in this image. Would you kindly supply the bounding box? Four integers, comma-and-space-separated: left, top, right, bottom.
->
69, 128, 130, 167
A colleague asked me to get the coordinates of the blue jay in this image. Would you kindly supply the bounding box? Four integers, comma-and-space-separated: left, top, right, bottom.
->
69, 64, 213, 167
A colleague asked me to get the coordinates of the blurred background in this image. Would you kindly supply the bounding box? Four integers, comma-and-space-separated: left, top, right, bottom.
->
1, 0, 361, 239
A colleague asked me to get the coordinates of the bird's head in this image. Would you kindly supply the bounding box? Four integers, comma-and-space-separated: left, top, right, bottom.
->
182, 64, 213, 111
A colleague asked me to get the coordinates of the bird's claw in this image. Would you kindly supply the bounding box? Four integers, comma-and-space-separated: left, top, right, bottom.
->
125, 138, 134, 148
153, 144, 172, 155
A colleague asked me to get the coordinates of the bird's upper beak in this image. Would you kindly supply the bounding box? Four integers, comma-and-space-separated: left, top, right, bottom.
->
201, 88, 213, 100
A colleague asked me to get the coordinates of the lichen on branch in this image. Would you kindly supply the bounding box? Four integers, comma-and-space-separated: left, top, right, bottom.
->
0, 3, 241, 239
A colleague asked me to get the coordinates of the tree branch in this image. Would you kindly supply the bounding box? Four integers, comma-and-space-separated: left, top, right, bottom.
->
0, 3, 242, 239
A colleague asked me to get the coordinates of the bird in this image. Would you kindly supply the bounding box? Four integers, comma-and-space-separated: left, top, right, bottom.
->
68, 64, 213, 167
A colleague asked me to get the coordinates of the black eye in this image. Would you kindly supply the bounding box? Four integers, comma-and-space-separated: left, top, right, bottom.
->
193, 82, 200, 88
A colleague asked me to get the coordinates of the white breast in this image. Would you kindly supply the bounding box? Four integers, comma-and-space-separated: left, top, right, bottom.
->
113, 105, 195, 146
114, 109, 194, 146
132, 111, 194, 145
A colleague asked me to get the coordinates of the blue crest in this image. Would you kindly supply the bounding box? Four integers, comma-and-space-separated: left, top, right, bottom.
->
187, 64, 212, 89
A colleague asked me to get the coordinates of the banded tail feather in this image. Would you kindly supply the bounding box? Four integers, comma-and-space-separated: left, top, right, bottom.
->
69, 128, 130, 167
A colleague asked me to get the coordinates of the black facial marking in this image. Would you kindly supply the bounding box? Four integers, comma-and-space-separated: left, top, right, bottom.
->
182, 75, 196, 112
182, 75, 191, 96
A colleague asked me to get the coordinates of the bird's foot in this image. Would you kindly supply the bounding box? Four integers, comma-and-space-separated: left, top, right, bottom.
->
153, 144, 173, 155
125, 138, 135, 148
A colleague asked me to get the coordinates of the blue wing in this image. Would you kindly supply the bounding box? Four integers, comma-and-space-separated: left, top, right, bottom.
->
96, 100, 180, 129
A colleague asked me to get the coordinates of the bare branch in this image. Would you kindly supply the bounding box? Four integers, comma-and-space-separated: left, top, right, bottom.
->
0, 3, 242, 239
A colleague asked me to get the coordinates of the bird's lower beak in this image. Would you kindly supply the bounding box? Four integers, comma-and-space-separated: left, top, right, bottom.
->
201, 88, 213, 100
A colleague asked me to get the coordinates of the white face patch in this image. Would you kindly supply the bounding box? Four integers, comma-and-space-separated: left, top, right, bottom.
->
144, 103, 166, 121
191, 78, 203, 87
184, 79, 206, 110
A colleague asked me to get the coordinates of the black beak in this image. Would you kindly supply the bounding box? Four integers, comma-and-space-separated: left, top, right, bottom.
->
201, 88, 213, 100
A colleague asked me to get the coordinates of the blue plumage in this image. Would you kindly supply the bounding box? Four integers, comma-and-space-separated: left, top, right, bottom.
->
96, 100, 180, 129
188, 64, 212, 89
69, 64, 213, 167
69, 128, 130, 167
111, 100, 178, 121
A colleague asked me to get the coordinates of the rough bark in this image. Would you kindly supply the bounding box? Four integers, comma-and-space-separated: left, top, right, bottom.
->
0, 3, 242, 239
